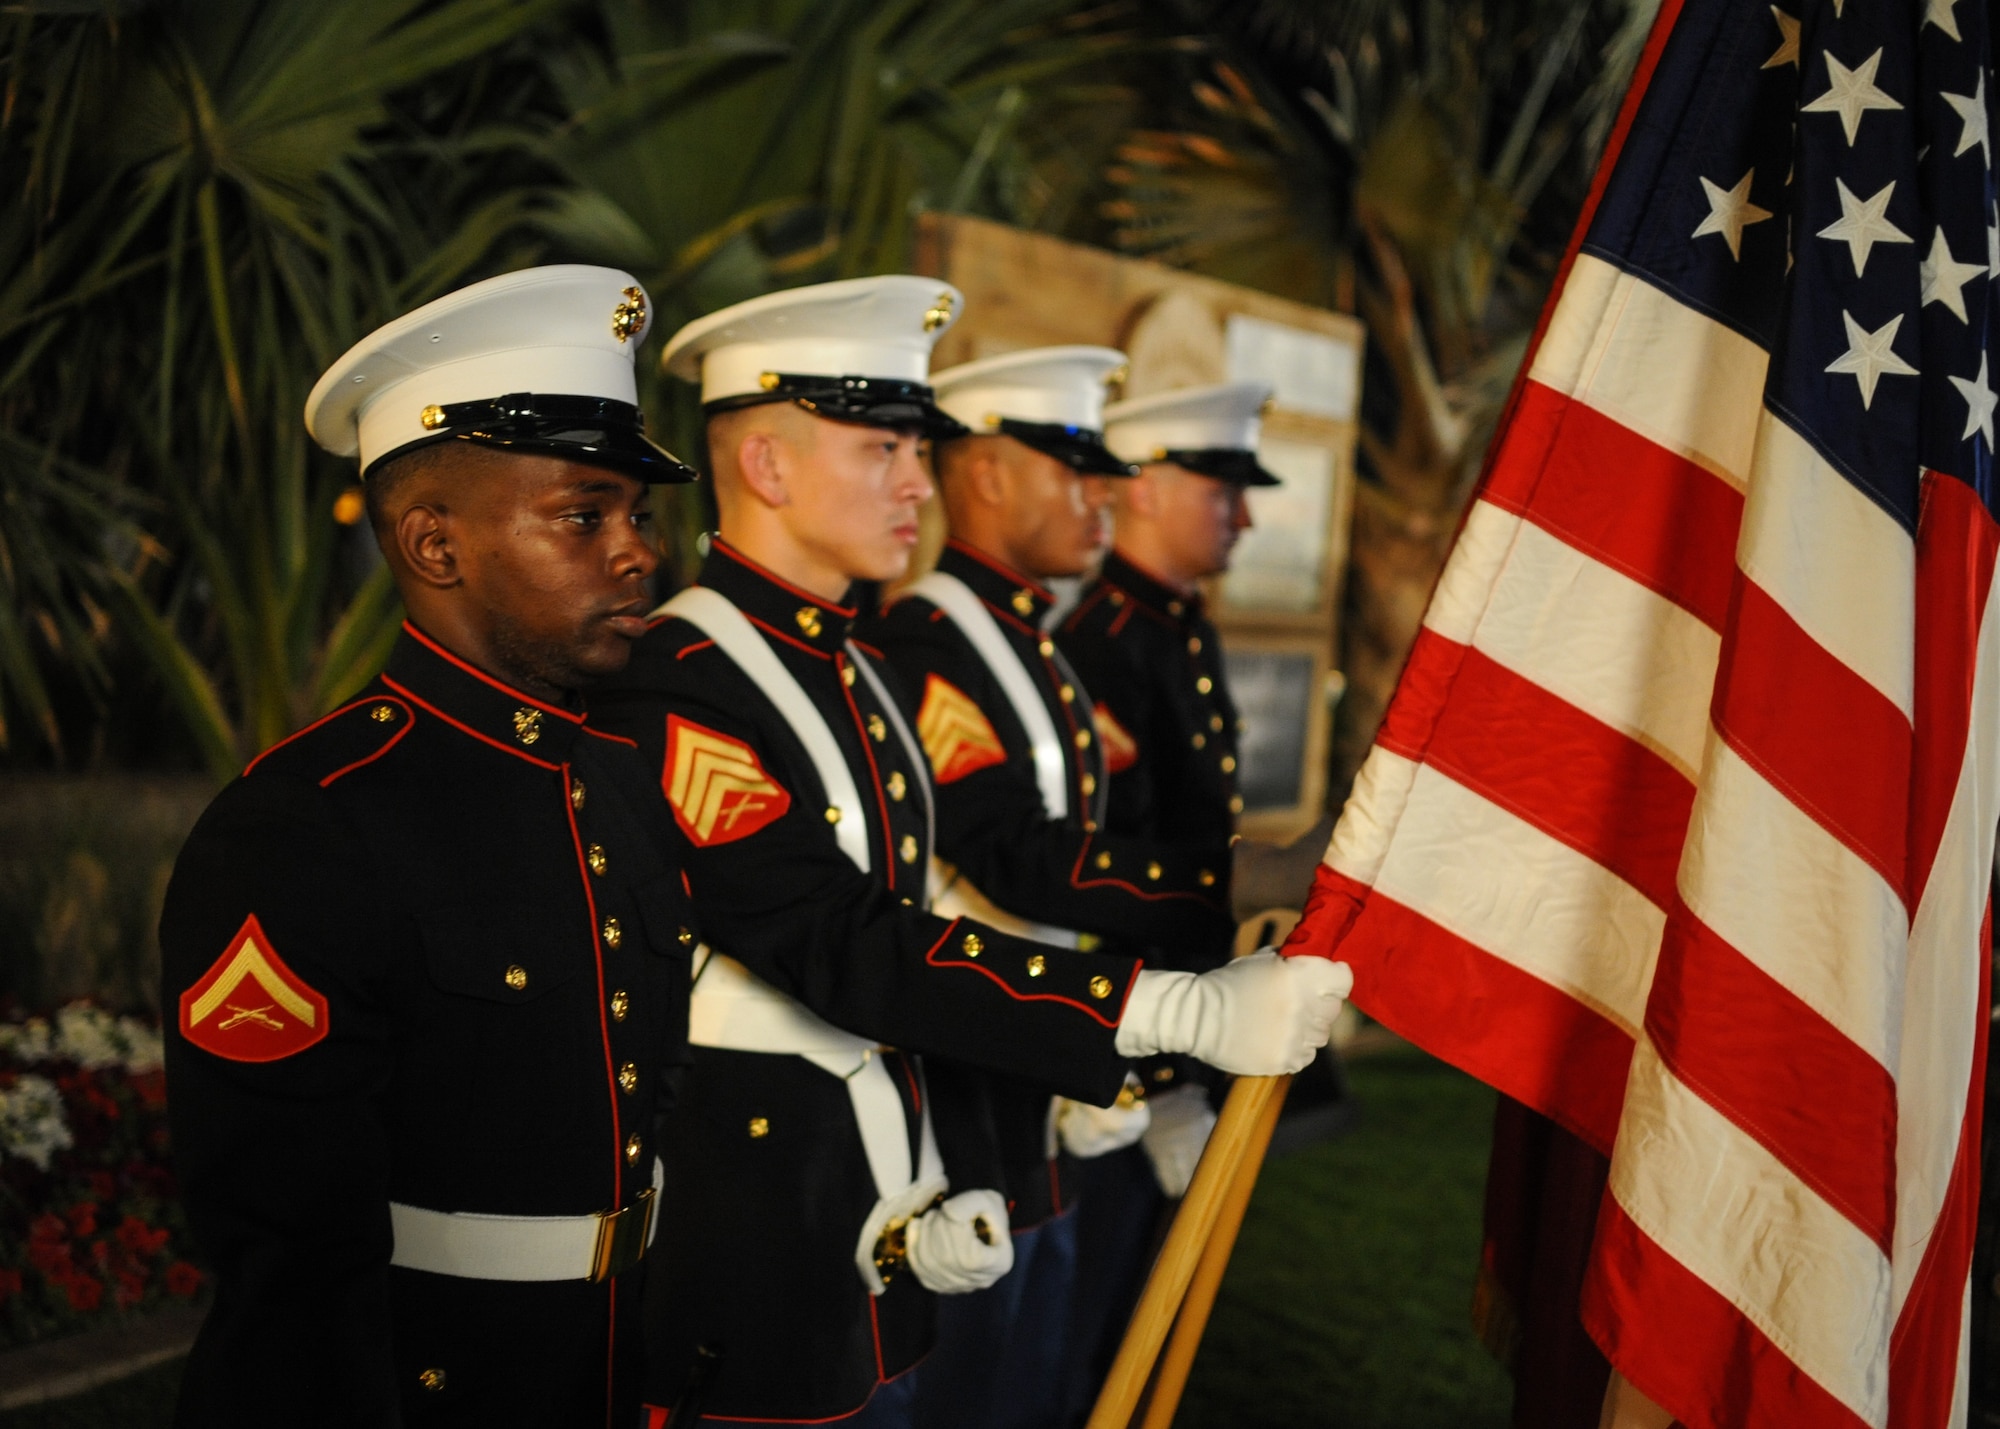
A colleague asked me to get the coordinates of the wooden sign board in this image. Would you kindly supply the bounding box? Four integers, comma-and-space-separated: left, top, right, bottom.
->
913, 215, 1362, 839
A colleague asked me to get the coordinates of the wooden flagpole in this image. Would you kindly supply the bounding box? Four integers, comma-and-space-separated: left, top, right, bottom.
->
1083, 1071, 1292, 1429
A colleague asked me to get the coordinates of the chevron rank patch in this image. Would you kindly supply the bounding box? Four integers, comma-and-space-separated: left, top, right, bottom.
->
917, 674, 1006, 784
178, 914, 329, 1063
665, 714, 791, 846
1093, 703, 1139, 775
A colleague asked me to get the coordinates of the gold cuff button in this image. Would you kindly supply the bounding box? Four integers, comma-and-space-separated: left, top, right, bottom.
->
1196, 676, 1213, 694
504, 965, 528, 990
962, 934, 983, 957
570, 779, 587, 810
610, 989, 629, 1021
1074, 728, 1092, 749
868, 714, 887, 742
1089, 975, 1113, 999
748, 1117, 770, 1139
1220, 755, 1237, 773
1199, 869, 1216, 887
371, 704, 395, 723
601, 917, 623, 949
1192, 733, 1206, 749
418, 1367, 447, 1391
625, 1134, 643, 1165
825, 806, 842, 824
618, 1062, 639, 1094
1146, 861, 1162, 881
888, 771, 907, 801
587, 844, 608, 876
1095, 851, 1112, 869
900, 834, 919, 863
1026, 954, 1046, 977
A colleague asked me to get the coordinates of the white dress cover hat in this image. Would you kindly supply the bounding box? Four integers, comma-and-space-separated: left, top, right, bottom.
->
1102, 381, 1281, 486
661, 275, 966, 437
304, 264, 694, 482
930, 346, 1135, 476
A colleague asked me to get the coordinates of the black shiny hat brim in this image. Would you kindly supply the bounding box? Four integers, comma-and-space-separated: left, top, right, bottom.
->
979, 419, 1135, 476
362, 393, 699, 484
1159, 447, 1281, 487
705, 373, 970, 441
451, 425, 698, 483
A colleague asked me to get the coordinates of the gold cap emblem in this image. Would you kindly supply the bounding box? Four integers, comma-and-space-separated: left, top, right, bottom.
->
923, 291, 955, 333
611, 286, 647, 343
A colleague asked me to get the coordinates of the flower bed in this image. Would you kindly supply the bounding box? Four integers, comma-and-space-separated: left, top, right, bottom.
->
0, 1004, 204, 1349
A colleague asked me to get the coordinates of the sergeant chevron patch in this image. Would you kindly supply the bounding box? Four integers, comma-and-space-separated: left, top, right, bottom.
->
178, 914, 329, 1063
917, 674, 1006, 783
1093, 703, 1139, 775
665, 714, 791, 846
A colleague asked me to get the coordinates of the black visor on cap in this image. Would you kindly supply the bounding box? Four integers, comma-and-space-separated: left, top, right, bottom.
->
706, 373, 970, 440
368, 393, 698, 483
1159, 447, 1281, 487
979, 418, 1135, 476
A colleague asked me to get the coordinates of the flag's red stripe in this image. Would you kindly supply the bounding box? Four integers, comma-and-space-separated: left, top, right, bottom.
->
1324, 866, 1631, 1152
1583, 1199, 1871, 1429
1484, 385, 1744, 630
1382, 631, 1695, 911
1907, 474, 2000, 905
1887, 900, 1991, 1428
1711, 573, 1913, 903
1645, 903, 1896, 1252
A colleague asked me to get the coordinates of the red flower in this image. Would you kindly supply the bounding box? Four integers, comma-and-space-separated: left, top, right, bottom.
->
0, 1268, 22, 1302
114, 1270, 146, 1309
164, 1261, 202, 1298
65, 1203, 98, 1238
131, 1070, 167, 1109
115, 1216, 170, 1258
26, 1239, 73, 1276
60, 1272, 103, 1312
28, 1214, 66, 1245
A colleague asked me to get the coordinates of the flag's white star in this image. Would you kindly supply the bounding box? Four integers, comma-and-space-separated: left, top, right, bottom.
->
1817, 178, 1913, 275
1950, 352, 1997, 445
1924, 0, 1963, 41
1763, 7, 1801, 68
1802, 49, 1904, 145
1692, 170, 1774, 259
1943, 71, 1990, 162
1825, 311, 1918, 409
1920, 228, 1984, 321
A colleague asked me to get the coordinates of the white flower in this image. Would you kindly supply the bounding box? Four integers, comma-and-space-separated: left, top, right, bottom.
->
0, 1074, 73, 1171
51, 1003, 160, 1072
0, 1017, 54, 1065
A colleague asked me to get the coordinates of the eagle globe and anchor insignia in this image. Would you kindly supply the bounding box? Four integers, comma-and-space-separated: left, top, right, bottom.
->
178, 914, 330, 1062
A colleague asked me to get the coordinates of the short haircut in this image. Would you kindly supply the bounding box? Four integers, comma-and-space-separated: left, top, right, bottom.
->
363, 439, 464, 536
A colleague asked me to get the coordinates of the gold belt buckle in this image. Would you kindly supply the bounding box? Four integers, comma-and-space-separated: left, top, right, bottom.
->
589, 1186, 656, 1282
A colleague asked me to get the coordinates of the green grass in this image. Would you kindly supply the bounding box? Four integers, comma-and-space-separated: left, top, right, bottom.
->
1176, 1050, 1511, 1429
0, 1051, 1507, 1428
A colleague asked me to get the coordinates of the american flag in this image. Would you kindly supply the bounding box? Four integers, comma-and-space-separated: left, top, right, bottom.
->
1285, 0, 1998, 1422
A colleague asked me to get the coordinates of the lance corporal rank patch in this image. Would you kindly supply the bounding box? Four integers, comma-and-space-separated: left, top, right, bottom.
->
179, 914, 329, 1062
916, 674, 1005, 784
1093, 703, 1139, 775
665, 714, 791, 846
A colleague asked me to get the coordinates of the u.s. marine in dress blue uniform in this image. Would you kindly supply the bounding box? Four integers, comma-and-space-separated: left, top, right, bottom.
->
160, 267, 699, 1427
588, 278, 1349, 1428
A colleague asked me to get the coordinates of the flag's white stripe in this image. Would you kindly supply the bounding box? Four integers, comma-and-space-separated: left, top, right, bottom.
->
1611, 1036, 1891, 1427
1736, 412, 1918, 717
1891, 569, 2000, 1321
1430, 503, 1720, 778
1678, 738, 1905, 1070
1322, 739, 1420, 886
1529, 255, 1767, 491
1359, 756, 1663, 1035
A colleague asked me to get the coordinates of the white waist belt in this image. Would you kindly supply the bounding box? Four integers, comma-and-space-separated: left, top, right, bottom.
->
689, 948, 945, 1293
389, 1156, 663, 1283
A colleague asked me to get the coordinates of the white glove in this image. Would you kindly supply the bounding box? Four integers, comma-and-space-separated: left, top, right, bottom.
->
1140, 1084, 1218, 1199
1057, 1076, 1152, 1158
905, 1189, 1014, 1294
1114, 949, 1352, 1076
